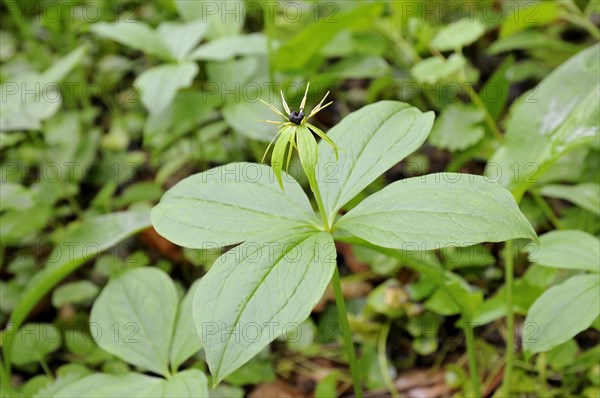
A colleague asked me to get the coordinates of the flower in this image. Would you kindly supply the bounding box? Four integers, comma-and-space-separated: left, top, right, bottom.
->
259, 83, 339, 190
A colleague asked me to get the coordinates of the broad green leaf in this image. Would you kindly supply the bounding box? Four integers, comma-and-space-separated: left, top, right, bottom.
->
487, 30, 582, 55
53, 372, 159, 397
0, 45, 87, 132
152, 163, 319, 249
170, 280, 203, 371
3, 210, 151, 372
274, 3, 384, 71
41, 45, 88, 85
222, 99, 282, 142
315, 56, 390, 81
193, 231, 336, 384
431, 19, 485, 51
411, 54, 466, 84
540, 183, 600, 215
10, 323, 61, 366
156, 369, 209, 397
52, 369, 209, 398
0, 183, 33, 211
500, 1, 561, 38
529, 230, 599, 272
52, 281, 99, 308
317, 101, 434, 225
524, 274, 600, 354
156, 20, 209, 61
189, 33, 267, 61
90, 22, 172, 60
480, 56, 515, 120
90, 268, 178, 377
336, 173, 536, 250
429, 103, 485, 151
488, 44, 599, 198
135, 62, 199, 114
174, 0, 244, 40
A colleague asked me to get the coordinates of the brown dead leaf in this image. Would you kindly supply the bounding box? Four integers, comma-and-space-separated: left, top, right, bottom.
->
139, 227, 183, 262
249, 379, 306, 398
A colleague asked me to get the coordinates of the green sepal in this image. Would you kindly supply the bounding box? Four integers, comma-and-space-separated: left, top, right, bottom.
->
296, 125, 318, 192
307, 123, 339, 161
271, 125, 294, 190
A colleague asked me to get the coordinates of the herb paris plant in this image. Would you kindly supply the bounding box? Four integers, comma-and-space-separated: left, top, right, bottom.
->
151, 100, 537, 388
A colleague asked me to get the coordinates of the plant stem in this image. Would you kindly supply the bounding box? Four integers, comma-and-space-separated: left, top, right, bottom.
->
560, 10, 600, 40
462, 84, 504, 143
531, 191, 563, 230
262, 1, 276, 84
500, 240, 515, 396
463, 322, 481, 398
331, 267, 363, 398
39, 358, 53, 379
312, 181, 330, 231
378, 320, 400, 398
537, 352, 549, 398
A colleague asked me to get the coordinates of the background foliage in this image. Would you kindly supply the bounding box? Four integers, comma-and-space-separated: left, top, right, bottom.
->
1, 1, 599, 397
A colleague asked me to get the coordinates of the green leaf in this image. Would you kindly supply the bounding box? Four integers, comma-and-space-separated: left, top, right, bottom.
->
189, 33, 267, 61
0, 183, 34, 211
90, 21, 172, 60
156, 20, 208, 61
317, 101, 434, 225
52, 281, 99, 308
274, 3, 384, 71
411, 54, 466, 84
480, 55, 515, 121
431, 19, 485, 51
90, 268, 178, 377
0, 45, 87, 132
529, 230, 599, 272
152, 162, 319, 249
174, 0, 244, 40
11, 323, 61, 366
52, 369, 209, 398
135, 62, 199, 114
336, 173, 536, 250
524, 274, 600, 354
222, 99, 281, 142
488, 44, 599, 198
170, 280, 203, 371
3, 210, 151, 372
429, 103, 485, 151
540, 183, 600, 215
500, 1, 561, 38
193, 231, 336, 384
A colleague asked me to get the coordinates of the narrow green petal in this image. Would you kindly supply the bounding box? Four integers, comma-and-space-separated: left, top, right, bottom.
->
271, 125, 294, 190
307, 123, 340, 160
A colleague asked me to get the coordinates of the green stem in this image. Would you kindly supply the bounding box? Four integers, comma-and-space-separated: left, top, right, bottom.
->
313, 182, 330, 231
378, 320, 400, 398
463, 83, 504, 143
262, 1, 276, 84
500, 240, 515, 396
463, 323, 481, 398
39, 357, 53, 379
331, 267, 363, 398
530, 191, 563, 230
537, 352, 549, 398
560, 11, 600, 40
